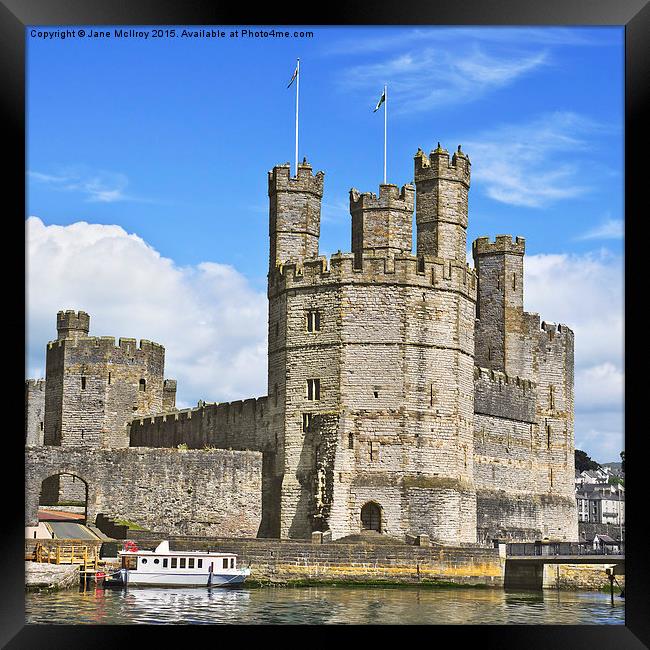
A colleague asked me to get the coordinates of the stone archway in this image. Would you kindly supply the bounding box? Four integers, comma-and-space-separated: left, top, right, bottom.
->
361, 501, 382, 533
39, 472, 89, 523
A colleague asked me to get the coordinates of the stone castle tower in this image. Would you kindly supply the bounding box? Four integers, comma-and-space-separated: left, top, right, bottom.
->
266, 148, 478, 542
43, 310, 176, 449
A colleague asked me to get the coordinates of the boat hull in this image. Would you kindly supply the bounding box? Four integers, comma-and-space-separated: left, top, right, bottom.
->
105, 569, 250, 588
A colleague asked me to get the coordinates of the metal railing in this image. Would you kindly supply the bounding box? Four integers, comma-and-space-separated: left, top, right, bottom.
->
506, 541, 624, 557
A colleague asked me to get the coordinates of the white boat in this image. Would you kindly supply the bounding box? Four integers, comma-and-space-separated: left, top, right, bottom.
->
103, 540, 251, 587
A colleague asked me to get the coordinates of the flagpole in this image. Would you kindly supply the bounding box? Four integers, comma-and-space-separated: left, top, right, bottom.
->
295, 58, 300, 176
383, 84, 387, 184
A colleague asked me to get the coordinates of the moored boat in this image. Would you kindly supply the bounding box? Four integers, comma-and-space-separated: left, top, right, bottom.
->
103, 540, 250, 587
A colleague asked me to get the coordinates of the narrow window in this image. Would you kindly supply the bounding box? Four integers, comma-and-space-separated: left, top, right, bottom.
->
163, 558, 168, 568
348, 433, 354, 449
550, 468, 554, 487
512, 273, 516, 290
40, 422, 43, 431
274, 384, 278, 407
496, 274, 500, 290
197, 559, 203, 568
373, 391, 379, 399
307, 378, 320, 401
81, 377, 86, 390
302, 413, 313, 433
108, 372, 111, 385
223, 558, 228, 569
547, 423, 551, 448
487, 347, 492, 361
549, 386, 554, 410
171, 558, 177, 568
430, 384, 434, 407
180, 558, 186, 569
370, 441, 379, 462
139, 378, 146, 392
188, 558, 195, 569
306, 309, 321, 332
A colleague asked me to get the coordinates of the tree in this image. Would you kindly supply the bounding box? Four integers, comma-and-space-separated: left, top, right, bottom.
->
575, 449, 601, 472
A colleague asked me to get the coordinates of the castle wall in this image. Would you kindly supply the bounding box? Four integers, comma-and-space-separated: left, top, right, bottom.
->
129, 397, 271, 452
473, 364, 577, 543
26, 446, 263, 538
25, 379, 46, 446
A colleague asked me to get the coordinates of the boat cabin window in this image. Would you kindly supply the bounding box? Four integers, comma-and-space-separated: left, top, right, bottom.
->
197, 559, 203, 568
171, 558, 177, 568
180, 558, 186, 569
141, 558, 148, 564
222, 558, 228, 569
163, 558, 168, 568
154, 559, 160, 564
188, 558, 195, 569
122, 556, 137, 570
230, 558, 235, 568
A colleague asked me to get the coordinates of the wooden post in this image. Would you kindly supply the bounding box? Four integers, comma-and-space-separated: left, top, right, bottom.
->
56, 546, 60, 565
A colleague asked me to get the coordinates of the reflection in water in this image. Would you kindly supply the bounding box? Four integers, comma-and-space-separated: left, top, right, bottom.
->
25, 586, 625, 625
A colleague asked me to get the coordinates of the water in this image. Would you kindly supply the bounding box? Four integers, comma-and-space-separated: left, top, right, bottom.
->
25, 586, 625, 625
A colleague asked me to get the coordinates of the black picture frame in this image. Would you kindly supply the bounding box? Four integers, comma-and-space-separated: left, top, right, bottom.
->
4, 0, 646, 646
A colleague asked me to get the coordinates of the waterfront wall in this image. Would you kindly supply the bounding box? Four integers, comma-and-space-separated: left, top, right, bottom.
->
542, 563, 625, 591
129, 533, 504, 586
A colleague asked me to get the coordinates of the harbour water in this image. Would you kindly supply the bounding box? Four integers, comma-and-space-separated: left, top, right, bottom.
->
25, 586, 625, 625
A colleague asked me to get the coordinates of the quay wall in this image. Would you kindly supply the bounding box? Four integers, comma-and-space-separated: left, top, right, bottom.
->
128, 533, 504, 586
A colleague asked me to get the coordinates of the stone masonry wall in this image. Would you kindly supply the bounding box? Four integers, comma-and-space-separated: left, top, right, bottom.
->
25, 379, 46, 446
25, 446, 263, 537
129, 533, 504, 586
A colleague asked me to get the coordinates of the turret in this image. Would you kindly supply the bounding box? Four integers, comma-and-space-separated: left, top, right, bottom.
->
350, 183, 414, 267
268, 158, 324, 272
414, 144, 470, 262
56, 310, 90, 340
472, 235, 528, 377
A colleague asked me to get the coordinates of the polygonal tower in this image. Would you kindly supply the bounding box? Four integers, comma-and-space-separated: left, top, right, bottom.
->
44, 310, 175, 449
414, 144, 470, 263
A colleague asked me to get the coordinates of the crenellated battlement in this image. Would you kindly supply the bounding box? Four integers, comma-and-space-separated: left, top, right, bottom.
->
25, 378, 46, 390
270, 250, 477, 298
56, 309, 90, 339
472, 235, 526, 257
414, 144, 471, 186
268, 159, 324, 197
47, 335, 165, 354
474, 366, 535, 391
540, 321, 574, 341
349, 183, 415, 212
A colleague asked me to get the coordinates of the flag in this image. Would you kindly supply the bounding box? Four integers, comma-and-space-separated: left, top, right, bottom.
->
373, 89, 386, 112
287, 63, 298, 88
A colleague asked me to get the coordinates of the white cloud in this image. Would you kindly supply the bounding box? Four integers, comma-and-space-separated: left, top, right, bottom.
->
26, 217, 268, 406
323, 27, 617, 57
578, 218, 624, 240
463, 112, 602, 208
339, 45, 548, 115
524, 249, 624, 462
28, 168, 146, 203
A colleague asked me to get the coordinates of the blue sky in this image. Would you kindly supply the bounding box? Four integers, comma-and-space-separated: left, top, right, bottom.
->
26, 26, 624, 463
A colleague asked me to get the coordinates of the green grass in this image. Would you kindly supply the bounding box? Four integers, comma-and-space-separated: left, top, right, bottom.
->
113, 519, 146, 530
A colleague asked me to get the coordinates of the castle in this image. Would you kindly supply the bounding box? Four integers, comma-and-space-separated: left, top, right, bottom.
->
26, 143, 578, 545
